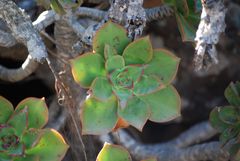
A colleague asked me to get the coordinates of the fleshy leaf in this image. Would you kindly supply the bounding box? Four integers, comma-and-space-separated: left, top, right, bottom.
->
81, 96, 118, 134
93, 21, 130, 56
25, 129, 69, 161
97, 143, 132, 161
112, 87, 133, 109
50, 0, 66, 15
219, 128, 239, 145
105, 55, 125, 73
164, 0, 175, 5
22, 129, 41, 149
224, 82, 240, 107
123, 36, 153, 65
0, 127, 24, 156
229, 143, 240, 160
176, 0, 189, 16
144, 49, 180, 85
185, 0, 201, 25
139, 85, 181, 122
125, 66, 143, 83
104, 44, 118, 60
6, 143, 24, 157
0, 153, 11, 161
110, 66, 143, 88
186, 0, 202, 13
133, 75, 162, 95
0, 96, 14, 124
71, 53, 106, 88
7, 108, 28, 136
91, 77, 113, 100
209, 107, 231, 132
118, 96, 150, 131
0, 126, 16, 151
218, 106, 239, 125
112, 117, 129, 131
14, 98, 48, 129
175, 13, 196, 42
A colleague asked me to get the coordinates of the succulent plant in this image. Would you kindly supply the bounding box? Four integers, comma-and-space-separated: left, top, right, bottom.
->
71, 21, 181, 135
97, 142, 157, 161
210, 82, 240, 160
0, 96, 68, 161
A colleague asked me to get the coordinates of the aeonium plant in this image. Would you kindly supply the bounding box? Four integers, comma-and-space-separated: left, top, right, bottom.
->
71, 21, 181, 135
210, 82, 240, 160
0, 96, 68, 161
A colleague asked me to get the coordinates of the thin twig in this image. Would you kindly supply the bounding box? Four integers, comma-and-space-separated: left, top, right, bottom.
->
166, 121, 217, 148
66, 12, 86, 37
75, 7, 106, 21
100, 121, 227, 161
33, 10, 58, 32
40, 31, 57, 45
0, 55, 39, 82
116, 129, 228, 161
46, 57, 88, 161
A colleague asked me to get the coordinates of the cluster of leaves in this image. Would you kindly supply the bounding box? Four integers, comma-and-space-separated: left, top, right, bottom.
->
37, 0, 82, 14
97, 142, 157, 161
210, 82, 240, 160
164, 0, 201, 41
0, 97, 68, 161
71, 21, 181, 135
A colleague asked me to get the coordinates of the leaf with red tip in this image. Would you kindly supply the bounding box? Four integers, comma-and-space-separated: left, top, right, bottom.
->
71, 53, 106, 88
112, 117, 129, 131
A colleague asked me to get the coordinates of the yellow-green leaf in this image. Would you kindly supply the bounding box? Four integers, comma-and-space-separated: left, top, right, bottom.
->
97, 143, 132, 161
71, 53, 106, 88
93, 21, 130, 56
